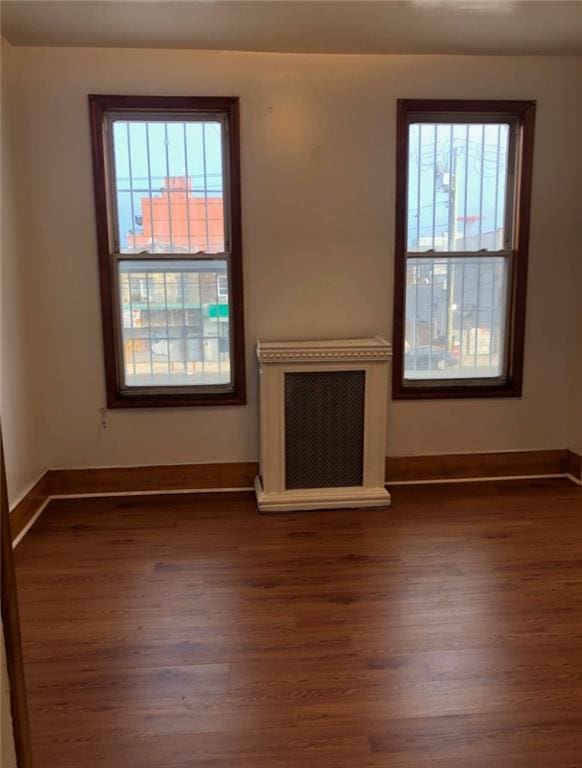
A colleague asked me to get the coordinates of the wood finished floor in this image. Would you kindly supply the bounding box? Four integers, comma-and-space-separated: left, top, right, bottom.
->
14, 479, 582, 768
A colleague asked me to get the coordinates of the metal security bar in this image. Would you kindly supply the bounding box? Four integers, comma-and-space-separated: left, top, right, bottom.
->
406, 122, 512, 253
103, 111, 235, 395
109, 118, 227, 256
118, 261, 231, 389
404, 257, 508, 380
90, 94, 245, 407
404, 120, 515, 383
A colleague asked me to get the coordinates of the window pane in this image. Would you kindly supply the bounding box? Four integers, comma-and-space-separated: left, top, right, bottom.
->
118, 260, 231, 388
404, 257, 508, 380
407, 123, 510, 252
112, 121, 225, 254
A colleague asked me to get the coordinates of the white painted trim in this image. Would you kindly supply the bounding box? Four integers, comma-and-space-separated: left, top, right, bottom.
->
256, 337, 391, 510
257, 336, 392, 364
386, 447, 567, 458
49, 486, 254, 500
566, 473, 582, 487
386, 473, 570, 486
255, 476, 391, 513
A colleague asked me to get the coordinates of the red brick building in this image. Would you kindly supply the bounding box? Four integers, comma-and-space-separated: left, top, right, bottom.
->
130, 176, 224, 253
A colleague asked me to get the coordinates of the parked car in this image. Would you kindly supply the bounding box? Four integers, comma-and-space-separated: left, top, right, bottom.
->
405, 346, 459, 371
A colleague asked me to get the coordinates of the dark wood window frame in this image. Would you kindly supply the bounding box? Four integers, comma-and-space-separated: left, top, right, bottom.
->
392, 99, 536, 400
89, 95, 246, 409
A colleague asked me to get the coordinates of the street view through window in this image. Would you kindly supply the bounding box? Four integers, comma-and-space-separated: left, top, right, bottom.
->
405, 122, 511, 381
112, 119, 230, 388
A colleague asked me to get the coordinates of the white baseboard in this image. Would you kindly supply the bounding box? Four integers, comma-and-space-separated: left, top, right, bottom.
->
386, 473, 571, 487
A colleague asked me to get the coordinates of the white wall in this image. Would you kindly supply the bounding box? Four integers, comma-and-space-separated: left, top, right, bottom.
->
1, 38, 45, 505
5, 47, 582, 473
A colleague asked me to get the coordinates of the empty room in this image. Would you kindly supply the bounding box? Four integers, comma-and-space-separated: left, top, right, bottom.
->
1, 1, 582, 766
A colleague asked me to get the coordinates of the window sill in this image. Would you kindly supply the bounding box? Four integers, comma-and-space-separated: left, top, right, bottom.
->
392, 380, 522, 400
106, 390, 247, 409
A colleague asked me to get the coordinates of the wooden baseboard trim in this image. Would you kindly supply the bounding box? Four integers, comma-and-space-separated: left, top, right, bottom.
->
567, 449, 582, 483
10, 463, 257, 544
11, 450, 580, 544
385, 449, 569, 483
9, 474, 51, 545
45, 462, 258, 496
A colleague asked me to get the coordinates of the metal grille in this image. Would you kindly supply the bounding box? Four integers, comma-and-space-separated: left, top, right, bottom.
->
106, 111, 236, 395
119, 260, 231, 388
405, 256, 507, 380
112, 120, 225, 254
405, 121, 513, 382
407, 122, 511, 253
284, 371, 365, 490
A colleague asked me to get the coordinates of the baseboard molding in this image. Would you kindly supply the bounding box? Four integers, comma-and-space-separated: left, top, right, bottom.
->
9, 474, 51, 545
11, 450, 580, 544
566, 449, 582, 483
45, 462, 258, 496
10, 462, 257, 545
385, 449, 569, 483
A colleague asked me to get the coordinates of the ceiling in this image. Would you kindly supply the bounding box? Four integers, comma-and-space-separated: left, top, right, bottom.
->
1, 0, 581, 56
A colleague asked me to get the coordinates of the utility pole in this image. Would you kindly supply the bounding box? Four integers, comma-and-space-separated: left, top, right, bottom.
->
446, 147, 460, 353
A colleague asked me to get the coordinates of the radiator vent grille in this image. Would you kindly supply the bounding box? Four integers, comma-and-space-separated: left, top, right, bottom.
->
284, 370, 365, 490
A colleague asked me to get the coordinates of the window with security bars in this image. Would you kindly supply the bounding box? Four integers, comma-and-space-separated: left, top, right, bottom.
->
393, 100, 535, 399
89, 96, 245, 408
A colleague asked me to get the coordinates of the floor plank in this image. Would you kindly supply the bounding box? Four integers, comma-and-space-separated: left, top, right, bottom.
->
14, 479, 582, 767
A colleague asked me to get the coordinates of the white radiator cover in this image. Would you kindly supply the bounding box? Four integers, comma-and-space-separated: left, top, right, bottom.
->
255, 337, 392, 512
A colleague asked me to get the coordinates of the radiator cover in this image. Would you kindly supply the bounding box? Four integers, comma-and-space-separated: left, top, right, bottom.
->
255, 337, 392, 512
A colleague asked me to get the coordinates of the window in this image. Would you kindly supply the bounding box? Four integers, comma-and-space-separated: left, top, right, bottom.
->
217, 274, 229, 301
89, 95, 245, 408
392, 100, 535, 399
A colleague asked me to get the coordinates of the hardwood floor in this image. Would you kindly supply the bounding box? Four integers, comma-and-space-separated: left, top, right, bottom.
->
14, 479, 582, 767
